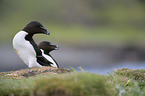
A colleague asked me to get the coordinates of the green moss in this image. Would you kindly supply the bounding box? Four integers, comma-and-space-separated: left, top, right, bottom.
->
31, 73, 109, 96
0, 78, 32, 96
2, 68, 145, 96
0, 72, 109, 96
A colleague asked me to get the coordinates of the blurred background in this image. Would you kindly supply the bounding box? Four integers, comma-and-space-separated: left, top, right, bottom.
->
0, 0, 145, 74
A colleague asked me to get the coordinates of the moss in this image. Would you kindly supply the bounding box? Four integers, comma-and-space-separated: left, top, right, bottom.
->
31, 73, 109, 96
0, 67, 71, 96
0, 67, 110, 96
1, 67, 145, 96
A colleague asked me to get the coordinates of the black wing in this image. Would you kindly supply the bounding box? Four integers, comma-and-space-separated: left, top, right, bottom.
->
47, 54, 59, 68
37, 56, 52, 66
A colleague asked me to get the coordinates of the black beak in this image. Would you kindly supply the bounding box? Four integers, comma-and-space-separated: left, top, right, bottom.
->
55, 45, 59, 50
45, 29, 50, 35
51, 44, 59, 50
40, 27, 50, 35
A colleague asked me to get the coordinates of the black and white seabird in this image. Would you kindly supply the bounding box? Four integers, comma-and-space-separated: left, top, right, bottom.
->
38, 41, 59, 68
13, 21, 52, 68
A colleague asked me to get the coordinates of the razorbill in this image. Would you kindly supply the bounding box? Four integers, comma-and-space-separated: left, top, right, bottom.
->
13, 21, 53, 68
38, 41, 59, 68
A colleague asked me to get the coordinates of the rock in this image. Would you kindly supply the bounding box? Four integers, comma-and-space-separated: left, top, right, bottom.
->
0, 67, 72, 79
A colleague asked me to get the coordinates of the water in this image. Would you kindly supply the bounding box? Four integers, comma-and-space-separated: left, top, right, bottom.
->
0, 44, 145, 75
83, 62, 145, 75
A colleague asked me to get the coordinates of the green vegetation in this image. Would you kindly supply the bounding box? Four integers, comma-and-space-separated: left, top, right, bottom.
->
39, 26, 145, 46
1, 23, 145, 47
0, 0, 145, 46
1, 67, 145, 96
107, 68, 145, 96
32, 73, 108, 96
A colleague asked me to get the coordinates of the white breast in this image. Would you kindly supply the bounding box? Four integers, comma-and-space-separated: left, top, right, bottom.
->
13, 31, 42, 68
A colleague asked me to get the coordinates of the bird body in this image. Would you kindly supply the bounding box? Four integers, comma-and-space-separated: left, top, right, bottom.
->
13, 31, 41, 67
13, 21, 51, 68
39, 41, 59, 68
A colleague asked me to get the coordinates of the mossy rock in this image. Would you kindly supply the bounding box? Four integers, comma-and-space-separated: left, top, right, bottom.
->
0, 67, 110, 96
0, 67, 71, 79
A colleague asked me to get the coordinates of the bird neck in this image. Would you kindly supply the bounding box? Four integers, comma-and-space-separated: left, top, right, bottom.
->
25, 33, 42, 57
44, 52, 51, 56
25, 33, 33, 41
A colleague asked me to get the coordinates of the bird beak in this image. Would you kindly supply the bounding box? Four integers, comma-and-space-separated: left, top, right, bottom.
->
40, 26, 50, 35
51, 44, 59, 50
45, 29, 50, 35
55, 45, 59, 50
